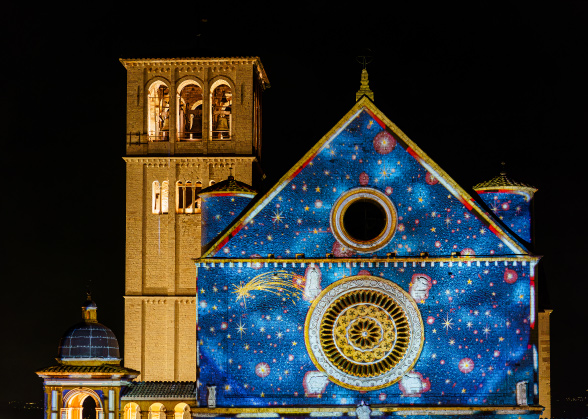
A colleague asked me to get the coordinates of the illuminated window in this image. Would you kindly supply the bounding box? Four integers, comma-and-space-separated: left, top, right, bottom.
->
152, 181, 169, 214
148, 82, 170, 142
178, 82, 203, 141
124, 403, 141, 419
177, 181, 202, 214
174, 403, 191, 419
148, 403, 165, 419
210, 81, 232, 140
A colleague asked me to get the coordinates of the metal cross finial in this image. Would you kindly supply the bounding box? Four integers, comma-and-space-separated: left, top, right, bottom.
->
356, 54, 374, 69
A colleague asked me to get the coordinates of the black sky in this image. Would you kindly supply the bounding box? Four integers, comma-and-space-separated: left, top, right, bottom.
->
2, 2, 587, 417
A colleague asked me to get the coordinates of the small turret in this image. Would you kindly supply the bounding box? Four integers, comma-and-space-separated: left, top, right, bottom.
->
199, 171, 257, 249
473, 164, 537, 244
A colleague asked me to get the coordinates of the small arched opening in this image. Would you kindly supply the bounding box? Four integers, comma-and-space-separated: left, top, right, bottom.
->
124, 402, 141, 419
210, 80, 232, 140
174, 402, 191, 419
178, 82, 203, 141
148, 81, 170, 141
63, 388, 103, 419
148, 402, 166, 419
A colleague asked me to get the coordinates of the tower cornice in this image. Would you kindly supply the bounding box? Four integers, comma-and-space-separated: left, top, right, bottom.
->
123, 156, 257, 167
120, 56, 270, 87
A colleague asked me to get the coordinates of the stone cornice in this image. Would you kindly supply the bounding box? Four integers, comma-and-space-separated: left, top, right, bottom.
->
123, 156, 257, 167
119, 57, 269, 86
124, 296, 196, 304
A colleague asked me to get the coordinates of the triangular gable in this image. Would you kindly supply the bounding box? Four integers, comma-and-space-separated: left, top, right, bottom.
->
202, 97, 529, 259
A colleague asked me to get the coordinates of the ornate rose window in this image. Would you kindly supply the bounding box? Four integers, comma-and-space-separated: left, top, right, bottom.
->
305, 276, 424, 391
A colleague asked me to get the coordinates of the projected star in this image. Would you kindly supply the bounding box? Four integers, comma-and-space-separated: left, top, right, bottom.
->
237, 320, 247, 339
443, 315, 454, 331
271, 210, 285, 224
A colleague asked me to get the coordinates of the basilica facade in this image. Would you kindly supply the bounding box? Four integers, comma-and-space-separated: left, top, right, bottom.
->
38, 57, 551, 419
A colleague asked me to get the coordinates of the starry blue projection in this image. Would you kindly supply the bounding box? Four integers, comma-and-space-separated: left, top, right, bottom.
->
197, 261, 535, 407
196, 101, 539, 417
477, 192, 534, 243
210, 109, 525, 259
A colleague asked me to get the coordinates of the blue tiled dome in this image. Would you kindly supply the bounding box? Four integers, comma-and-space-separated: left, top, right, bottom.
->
57, 295, 121, 363
58, 321, 121, 362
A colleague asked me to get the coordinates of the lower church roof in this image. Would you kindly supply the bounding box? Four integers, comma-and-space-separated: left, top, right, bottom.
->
121, 381, 197, 400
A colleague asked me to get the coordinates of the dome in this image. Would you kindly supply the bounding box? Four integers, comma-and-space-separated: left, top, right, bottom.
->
58, 322, 121, 363
57, 296, 121, 364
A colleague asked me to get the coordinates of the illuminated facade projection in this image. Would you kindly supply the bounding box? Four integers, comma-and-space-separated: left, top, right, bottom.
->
38, 58, 551, 419
193, 94, 551, 418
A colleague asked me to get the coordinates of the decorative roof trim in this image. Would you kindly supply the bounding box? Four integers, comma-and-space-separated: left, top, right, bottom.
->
36, 365, 139, 376
123, 156, 256, 164
199, 176, 257, 195
474, 173, 537, 194
201, 97, 530, 258
194, 257, 539, 269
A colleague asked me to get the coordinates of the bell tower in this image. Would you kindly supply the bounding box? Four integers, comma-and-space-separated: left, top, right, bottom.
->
120, 57, 269, 381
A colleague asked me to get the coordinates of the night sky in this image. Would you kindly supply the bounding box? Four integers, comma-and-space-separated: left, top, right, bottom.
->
3, 2, 587, 417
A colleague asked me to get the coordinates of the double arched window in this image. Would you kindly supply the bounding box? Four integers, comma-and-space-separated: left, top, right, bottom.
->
147, 81, 170, 141
177, 81, 203, 141
152, 181, 169, 214
177, 181, 202, 214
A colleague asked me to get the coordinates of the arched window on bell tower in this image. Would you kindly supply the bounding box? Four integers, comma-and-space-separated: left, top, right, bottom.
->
177, 81, 203, 141
147, 81, 170, 142
152, 181, 168, 214
210, 80, 232, 140
177, 181, 202, 214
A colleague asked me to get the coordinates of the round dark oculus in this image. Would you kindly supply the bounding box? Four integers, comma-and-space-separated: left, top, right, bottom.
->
330, 187, 398, 253
342, 198, 387, 242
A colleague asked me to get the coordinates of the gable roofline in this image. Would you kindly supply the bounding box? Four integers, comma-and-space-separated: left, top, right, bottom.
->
200, 97, 529, 259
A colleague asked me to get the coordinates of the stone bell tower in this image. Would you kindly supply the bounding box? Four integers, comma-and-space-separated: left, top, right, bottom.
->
121, 57, 269, 381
